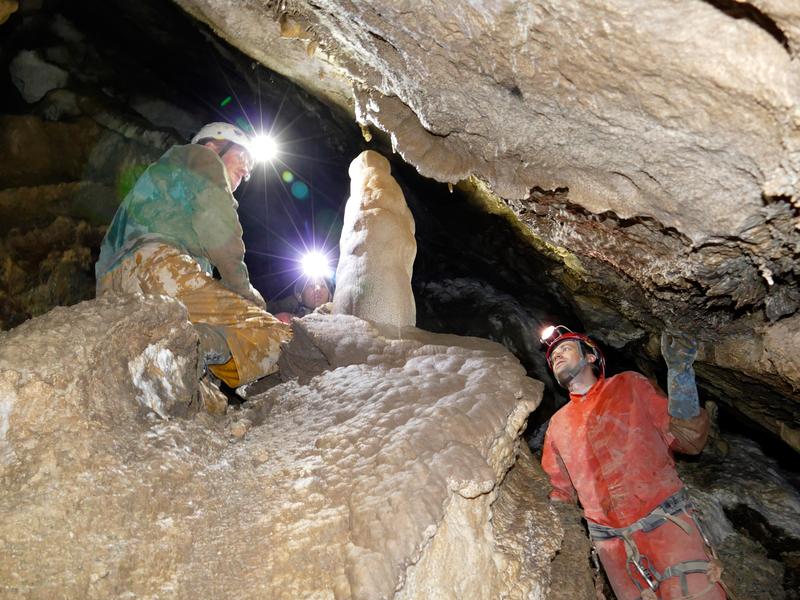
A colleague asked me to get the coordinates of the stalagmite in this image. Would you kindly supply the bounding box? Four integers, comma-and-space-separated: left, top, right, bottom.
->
333, 150, 417, 328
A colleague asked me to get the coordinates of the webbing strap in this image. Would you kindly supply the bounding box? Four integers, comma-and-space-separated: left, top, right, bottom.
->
623, 543, 713, 596
587, 489, 721, 596
661, 559, 715, 599
587, 488, 691, 541
651, 507, 693, 536
660, 559, 713, 579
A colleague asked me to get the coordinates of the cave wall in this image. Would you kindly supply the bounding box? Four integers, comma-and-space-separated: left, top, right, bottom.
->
0, 0, 362, 326
0, 1, 184, 327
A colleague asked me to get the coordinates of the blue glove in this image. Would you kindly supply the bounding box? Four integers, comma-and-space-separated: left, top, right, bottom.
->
660, 331, 700, 419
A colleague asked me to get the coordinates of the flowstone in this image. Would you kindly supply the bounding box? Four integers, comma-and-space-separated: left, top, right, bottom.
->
0, 299, 591, 599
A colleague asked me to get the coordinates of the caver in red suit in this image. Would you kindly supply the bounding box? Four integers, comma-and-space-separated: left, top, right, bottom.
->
539, 326, 726, 600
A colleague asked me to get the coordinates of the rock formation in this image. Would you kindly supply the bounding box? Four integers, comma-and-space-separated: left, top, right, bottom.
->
3, 0, 798, 452
334, 150, 417, 328
0, 296, 599, 598
678, 434, 800, 600
0, 109, 172, 329
0, 0, 17, 26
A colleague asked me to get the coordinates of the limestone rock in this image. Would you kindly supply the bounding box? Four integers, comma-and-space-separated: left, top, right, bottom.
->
130, 95, 202, 139
0, 301, 581, 598
0, 216, 106, 330
695, 314, 800, 451
715, 534, 785, 600
712, 314, 800, 394
334, 150, 417, 328
197, 376, 228, 415
0, 115, 102, 188
0, 294, 200, 427
9, 50, 69, 104
173, 0, 799, 236
679, 436, 800, 543
0, 111, 173, 329
678, 434, 800, 599
0, 0, 17, 26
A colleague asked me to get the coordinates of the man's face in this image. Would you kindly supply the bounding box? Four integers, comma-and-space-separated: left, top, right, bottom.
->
550, 340, 584, 380
300, 279, 331, 309
219, 144, 253, 191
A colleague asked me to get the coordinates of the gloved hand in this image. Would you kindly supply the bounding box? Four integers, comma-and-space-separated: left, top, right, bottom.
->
661, 331, 700, 419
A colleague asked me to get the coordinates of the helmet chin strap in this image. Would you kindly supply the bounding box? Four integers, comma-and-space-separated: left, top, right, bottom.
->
217, 141, 234, 158
555, 356, 587, 388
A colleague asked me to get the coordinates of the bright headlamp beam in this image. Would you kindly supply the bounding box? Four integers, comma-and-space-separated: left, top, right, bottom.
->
540, 324, 572, 346
249, 134, 278, 163
541, 325, 556, 341
301, 251, 331, 279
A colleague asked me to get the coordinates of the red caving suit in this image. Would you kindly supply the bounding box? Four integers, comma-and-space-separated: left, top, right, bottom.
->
541, 372, 725, 600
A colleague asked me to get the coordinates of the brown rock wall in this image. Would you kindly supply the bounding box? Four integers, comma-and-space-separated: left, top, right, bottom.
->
0, 115, 103, 188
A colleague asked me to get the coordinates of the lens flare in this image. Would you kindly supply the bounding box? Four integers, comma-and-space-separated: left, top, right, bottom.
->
249, 134, 279, 163
235, 117, 252, 133
291, 180, 309, 199
301, 251, 332, 279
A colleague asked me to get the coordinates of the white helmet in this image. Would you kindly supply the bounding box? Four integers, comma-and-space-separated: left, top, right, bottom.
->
191, 122, 254, 182
191, 122, 251, 148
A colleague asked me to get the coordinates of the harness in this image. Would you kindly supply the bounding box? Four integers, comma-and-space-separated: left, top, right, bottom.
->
587, 489, 727, 600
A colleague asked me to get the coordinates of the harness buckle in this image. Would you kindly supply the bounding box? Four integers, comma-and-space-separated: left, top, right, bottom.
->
627, 553, 659, 592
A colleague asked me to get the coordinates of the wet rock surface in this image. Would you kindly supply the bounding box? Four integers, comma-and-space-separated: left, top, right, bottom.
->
679, 434, 800, 599
0, 300, 601, 598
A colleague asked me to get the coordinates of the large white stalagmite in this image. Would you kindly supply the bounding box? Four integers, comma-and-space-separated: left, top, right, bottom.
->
333, 149, 417, 328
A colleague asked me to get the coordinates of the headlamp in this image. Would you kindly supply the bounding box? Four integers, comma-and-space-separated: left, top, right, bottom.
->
300, 251, 333, 279
249, 134, 279, 163
540, 325, 572, 346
